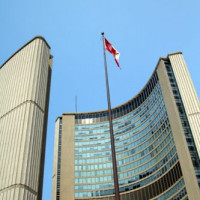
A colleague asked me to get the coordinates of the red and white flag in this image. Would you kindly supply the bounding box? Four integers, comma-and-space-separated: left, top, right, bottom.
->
104, 38, 120, 69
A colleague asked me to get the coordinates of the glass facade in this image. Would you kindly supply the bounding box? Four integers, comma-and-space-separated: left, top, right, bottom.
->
72, 72, 187, 199
53, 53, 200, 200
56, 118, 62, 200
165, 61, 200, 185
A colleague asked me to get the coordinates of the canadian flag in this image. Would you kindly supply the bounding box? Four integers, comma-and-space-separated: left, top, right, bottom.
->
104, 38, 120, 68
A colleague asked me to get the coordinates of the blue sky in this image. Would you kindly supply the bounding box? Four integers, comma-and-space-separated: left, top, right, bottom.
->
1, 0, 199, 199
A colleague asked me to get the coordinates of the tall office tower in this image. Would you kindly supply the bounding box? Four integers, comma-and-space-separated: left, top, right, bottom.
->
52, 52, 200, 200
0, 36, 52, 200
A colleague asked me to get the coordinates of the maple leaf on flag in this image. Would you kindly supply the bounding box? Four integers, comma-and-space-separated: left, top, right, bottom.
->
104, 38, 120, 68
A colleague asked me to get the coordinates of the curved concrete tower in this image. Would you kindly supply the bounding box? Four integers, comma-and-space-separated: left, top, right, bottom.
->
0, 36, 52, 200
52, 53, 200, 200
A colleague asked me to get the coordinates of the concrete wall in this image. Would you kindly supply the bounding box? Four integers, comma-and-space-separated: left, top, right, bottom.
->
169, 54, 200, 158
157, 55, 200, 199
60, 115, 75, 200
0, 37, 52, 200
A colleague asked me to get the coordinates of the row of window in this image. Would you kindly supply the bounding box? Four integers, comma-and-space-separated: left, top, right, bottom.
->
74, 99, 160, 146
75, 162, 183, 199
75, 156, 112, 165
119, 154, 178, 188
75, 168, 113, 180
170, 187, 187, 200
74, 144, 176, 187
117, 123, 171, 166
155, 178, 185, 200
116, 116, 169, 160
75, 86, 162, 136
114, 99, 164, 142
74, 105, 166, 153
75, 162, 113, 171
74, 121, 171, 166
74, 79, 183, 198
118, 162, 184, 200
75, 188, 114, 198
75, 86, 161, 141
74, 98, 164, 154
74, 88, 162, 137
75, 150, 111, 158
115, 112, 168, 155
74, 123, 172, 171
75, 182, 114, 192
118, 142, 176, 183
75, 73, 159, 124
118, 136, 174, 176
75, 133, 174, 179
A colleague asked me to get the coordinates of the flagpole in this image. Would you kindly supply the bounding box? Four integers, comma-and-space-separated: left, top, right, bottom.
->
101, 32, 120, 200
